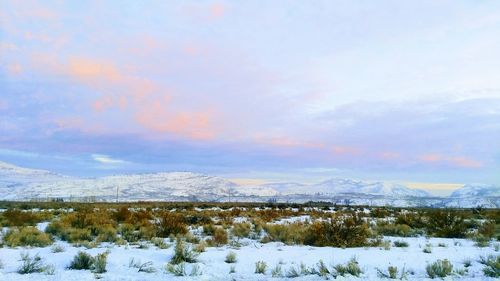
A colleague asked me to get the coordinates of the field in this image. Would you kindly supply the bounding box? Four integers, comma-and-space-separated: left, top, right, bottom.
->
0, 202, 499, 280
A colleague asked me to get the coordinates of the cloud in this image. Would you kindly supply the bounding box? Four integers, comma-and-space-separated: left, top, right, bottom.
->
209, 3, 226, 19
91, 154, 129, 165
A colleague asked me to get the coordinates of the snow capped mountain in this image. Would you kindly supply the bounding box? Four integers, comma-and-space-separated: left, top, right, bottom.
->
265, 178, 430, 198
449, 184, 500, 198
0, 161, 498, 207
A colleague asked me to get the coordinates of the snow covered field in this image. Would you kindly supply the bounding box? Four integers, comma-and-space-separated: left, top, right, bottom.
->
1, 226, 498, 280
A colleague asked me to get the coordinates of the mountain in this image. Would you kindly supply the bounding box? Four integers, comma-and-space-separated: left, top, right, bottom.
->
0, 161, 498, 208
449, 184, 500, 198
260, 178, 430, 197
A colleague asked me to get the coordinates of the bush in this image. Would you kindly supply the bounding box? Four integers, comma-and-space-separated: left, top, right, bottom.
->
316, 260, 330, 277
263, 223, 305, 245
17, 252, 46, 274
426, 259, 453, 278
194, 241, 206, 252
50, 244, 65, 253
4, 227, 53, 247
3, 209, 41, 226
166, 262, 186, 276
225, 251, 237, 263
232, 222, 252, 238
481, 255, 499, 277
376, 223, 412, 237
255, 260, 267, 274
393, 240, 409, 247
129, 258, 156, 273
171, 237, 198, 264
478, 220, 496, 239
203, 224, 216, 235
272, 264, 283, 277
377, 266, 408, 279
92, 251, 108, 273
212, 227, 228, 246
427, 211, 467, 238
156, 213, 188, 237
423, 243, 432, 253
68, 251, 94, 270
96, 224, 117, 242
305, 214, 369, 247
332, 258, 362, 277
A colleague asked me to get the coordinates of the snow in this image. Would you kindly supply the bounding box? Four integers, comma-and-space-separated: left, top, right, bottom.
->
0, 161, 499, 208
0, 237, 497, 280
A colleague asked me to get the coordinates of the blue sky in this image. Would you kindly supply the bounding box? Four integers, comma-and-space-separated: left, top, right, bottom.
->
1, 0, 500, 191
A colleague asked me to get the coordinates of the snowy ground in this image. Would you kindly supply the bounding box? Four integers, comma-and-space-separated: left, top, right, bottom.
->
0, 234, 497, 280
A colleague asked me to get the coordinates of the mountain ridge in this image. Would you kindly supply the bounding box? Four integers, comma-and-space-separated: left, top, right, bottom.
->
0, 161, 498, 207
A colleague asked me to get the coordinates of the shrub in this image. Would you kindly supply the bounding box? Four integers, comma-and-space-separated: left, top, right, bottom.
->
393, 240, 409, 247
481, 255, 499, 277
478, 220, 496, 239
376, 222, 412, 237
171, 237, 198, 264
92, 251, 108, 273
232, 222, 252, 238
286, 266, 301, 278
166, 262, 186, 276
152, 237, 169, 249
305, 214, 369, 247
263, 223, 305, 245
96, 224, 117, 242
130, 259, 156, 273
66, 228, 92, 243
119, 223, 139, 242
194, 241, 206, 253
68, 251, 94, 270
377, 266, 408, 279
225, 251, 237, 263
17, 252, 46, 274
271, 264, 283, 277
156, 213, 187, 237
255, 260, 267, 274
316, 260, 330, 277
427, 211, 467, 238
426, 259, 453, 278
4, 227, 53, 247
332, 258, 362, 277
203, 224, 216, 236
212, 227, 228, 246
51, 244, 65, 253
423, 243, 432, 253
3, 209, 41, 226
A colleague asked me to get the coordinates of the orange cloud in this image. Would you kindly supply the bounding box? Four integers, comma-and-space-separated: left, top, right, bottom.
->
67, 57, 122, 85
134, 100, 217, 140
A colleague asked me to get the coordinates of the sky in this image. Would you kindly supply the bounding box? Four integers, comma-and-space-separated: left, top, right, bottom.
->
1, 0, 500, 193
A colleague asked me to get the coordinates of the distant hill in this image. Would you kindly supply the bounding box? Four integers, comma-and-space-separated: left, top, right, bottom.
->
0, 161, 498, 208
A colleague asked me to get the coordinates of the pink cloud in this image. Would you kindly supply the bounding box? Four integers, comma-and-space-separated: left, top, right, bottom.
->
379, 151, 401, 160
209, 3, 226, 19
417, 153, 483, 168
449, 156, 483, 168
331, 145, 361, 156
418, 153, 443, 162
6, 63, 22, 75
